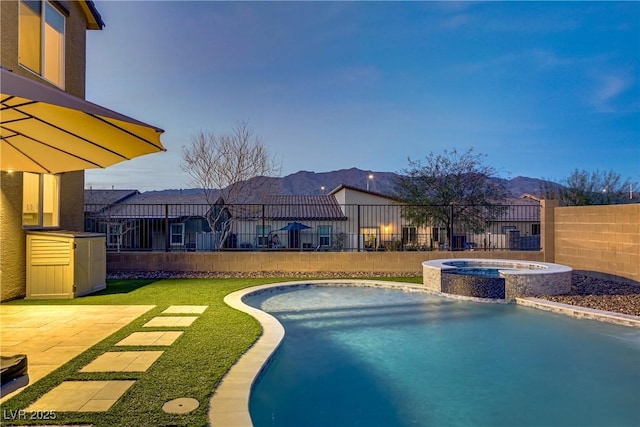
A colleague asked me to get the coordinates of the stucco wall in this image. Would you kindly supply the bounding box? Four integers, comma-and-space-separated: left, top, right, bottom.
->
1, 1, 89, 301
0, 172, 26, 301
107, 251, 544, 275
553, 204, 639, 284
0, 0, 87, 97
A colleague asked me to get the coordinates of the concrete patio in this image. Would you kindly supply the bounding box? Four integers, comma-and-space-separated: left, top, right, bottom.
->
0, 305, 155, 403
1, 303, 210, 418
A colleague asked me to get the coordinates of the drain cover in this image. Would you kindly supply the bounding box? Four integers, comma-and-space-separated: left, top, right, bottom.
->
162, 397, 200, 414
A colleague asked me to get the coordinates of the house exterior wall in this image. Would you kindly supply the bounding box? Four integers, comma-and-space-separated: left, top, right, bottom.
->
332, 187, 403, 206
553, 204, 639, 284
1, 1, 90, 301
0, 172, 26, 300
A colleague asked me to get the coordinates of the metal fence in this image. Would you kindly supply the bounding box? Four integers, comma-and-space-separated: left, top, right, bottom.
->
85, 203, 541, 252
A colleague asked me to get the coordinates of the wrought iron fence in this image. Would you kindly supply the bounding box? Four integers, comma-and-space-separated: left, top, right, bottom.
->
84, 203, 541, 252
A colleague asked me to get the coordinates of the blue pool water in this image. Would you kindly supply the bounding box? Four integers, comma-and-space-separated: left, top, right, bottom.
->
245, 285, 640, 427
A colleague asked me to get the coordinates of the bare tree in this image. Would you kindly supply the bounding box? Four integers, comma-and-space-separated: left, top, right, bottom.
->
394, 148, 509, 249
541, 169, 637, 206
181, 121, 281, 249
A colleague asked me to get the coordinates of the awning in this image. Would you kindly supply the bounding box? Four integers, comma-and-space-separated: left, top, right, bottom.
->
1, 67, 165, 174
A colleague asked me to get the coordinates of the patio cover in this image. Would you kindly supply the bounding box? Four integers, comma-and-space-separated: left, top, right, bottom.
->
1, 67, 165, 174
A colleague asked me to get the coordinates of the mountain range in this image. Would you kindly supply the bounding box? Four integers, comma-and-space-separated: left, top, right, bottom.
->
152, 167, 555, 198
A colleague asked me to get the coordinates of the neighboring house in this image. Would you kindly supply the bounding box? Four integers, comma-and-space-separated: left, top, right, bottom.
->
84, 191, 215, 251
85, 185, 541, 252
231, 195, 348, 250
329, 184, 409, 250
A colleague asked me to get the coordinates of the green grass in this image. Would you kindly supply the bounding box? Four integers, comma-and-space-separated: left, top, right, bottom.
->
1, 276, 420, 426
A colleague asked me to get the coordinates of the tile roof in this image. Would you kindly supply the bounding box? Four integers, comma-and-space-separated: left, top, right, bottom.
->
84, 189, 139, 213
262, 195, 347, 220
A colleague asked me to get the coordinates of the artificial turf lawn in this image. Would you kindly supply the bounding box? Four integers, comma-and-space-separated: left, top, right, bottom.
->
1, 277, 420, 426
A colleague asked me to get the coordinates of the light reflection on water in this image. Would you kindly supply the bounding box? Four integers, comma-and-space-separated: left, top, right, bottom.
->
246, 285, 640, 427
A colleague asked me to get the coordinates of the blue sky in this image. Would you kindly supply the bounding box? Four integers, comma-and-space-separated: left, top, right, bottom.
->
84, 1, 640, 191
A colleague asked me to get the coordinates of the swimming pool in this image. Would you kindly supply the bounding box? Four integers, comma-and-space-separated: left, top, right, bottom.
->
245, 285, 640, 427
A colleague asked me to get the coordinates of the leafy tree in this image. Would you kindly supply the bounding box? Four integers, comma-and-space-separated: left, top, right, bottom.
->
541, 169, 637, 206
181, 121, 280, 249
394, 148, 509, 248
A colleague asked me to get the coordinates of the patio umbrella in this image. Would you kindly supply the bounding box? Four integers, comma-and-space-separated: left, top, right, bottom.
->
1, 67, 165, 174
278, 222, 312, 231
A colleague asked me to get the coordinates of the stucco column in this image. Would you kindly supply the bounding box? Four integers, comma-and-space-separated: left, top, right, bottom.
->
540, 199, 558, 263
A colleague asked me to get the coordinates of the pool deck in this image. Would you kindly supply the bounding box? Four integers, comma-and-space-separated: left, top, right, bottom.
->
0, 305, 156, 404
209, 279, 640, 427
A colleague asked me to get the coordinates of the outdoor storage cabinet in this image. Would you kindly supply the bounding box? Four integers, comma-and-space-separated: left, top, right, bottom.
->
26, 231, 106, 299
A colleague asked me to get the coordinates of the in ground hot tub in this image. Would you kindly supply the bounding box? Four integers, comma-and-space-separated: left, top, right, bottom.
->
422, 259, 572, 300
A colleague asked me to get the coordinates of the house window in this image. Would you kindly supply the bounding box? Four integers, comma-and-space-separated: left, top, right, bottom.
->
107, 223, 122, 248
402, 226, 417, 244
502, 226, 518, 234
256, 225, 271, 247
19, 0, 65, 88
432, 227, 447, 242
531, 223, 541, 235
22, 172, 59, 228
170, 223, 185, 246
318, 225, 332, 247
360, 227, 379, 250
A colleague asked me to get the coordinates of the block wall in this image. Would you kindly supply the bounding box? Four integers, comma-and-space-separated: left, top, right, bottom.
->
107, 251, 544, 276
554, 204, 639, 284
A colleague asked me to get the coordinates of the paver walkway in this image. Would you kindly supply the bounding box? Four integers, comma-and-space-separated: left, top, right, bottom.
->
6, 305, 208, 414
0, 305, 154, 403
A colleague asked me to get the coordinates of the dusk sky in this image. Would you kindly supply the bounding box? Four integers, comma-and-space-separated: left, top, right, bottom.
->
84, 1, 640, 192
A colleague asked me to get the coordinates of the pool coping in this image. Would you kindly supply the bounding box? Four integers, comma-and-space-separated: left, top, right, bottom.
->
209, 280, 640, 427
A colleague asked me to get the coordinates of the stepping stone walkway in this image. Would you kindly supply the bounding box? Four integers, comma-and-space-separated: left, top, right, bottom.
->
25, 381, 136, 412
24, 306, 208, 413
80, 351, 164, 373
143, 316, 198, 327
115, 331, 183, 346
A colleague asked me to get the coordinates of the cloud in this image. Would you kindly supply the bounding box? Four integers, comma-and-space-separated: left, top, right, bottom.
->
591, 73, 635, 113
456, 49, 569, 74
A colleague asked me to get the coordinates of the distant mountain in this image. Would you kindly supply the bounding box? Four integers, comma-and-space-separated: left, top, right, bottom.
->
153, 168, 557, 198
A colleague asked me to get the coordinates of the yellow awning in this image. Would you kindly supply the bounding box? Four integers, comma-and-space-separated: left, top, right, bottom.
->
1, 67, 165, 174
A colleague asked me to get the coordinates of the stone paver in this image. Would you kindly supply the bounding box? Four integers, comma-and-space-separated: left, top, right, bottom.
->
0, 305, 154, 403
80, 351, 164, 373
25, 381, 135, 412
115, 331, 183, 346
162, 305, 208, 314
143, 316, 198, 327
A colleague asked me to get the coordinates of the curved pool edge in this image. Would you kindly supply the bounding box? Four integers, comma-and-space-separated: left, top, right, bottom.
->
517, 297, 640, 328
208, 279, 447, 427
208, 279, 640, 427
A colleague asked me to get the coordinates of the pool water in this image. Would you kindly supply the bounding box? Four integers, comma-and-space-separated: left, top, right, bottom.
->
246, 286, 640, 427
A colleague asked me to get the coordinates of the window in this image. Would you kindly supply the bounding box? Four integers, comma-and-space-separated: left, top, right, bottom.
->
19, 0, 65, 87
318, 225, 332, 247
502, 226, 518, 234
360, 227, 379, 249
402, 226, 417, 244
22, 172, 59, 228
107, 223, 122, 248
170, 223, 185, 246
432, 227, 447, 242
256, 225, 271, 247
531, 223, 541, 235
